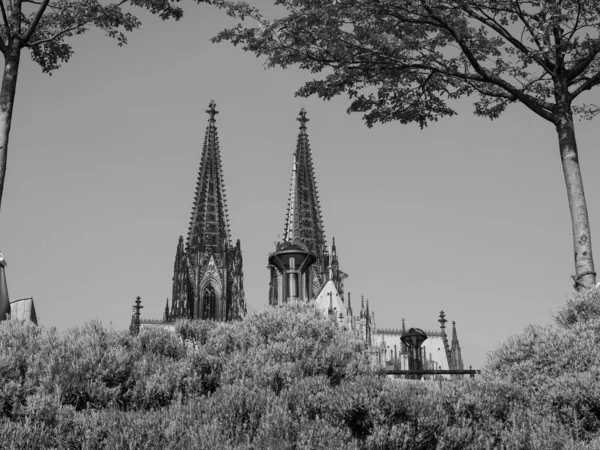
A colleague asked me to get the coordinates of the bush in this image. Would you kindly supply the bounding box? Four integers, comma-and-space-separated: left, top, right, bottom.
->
2, 299, 600, 448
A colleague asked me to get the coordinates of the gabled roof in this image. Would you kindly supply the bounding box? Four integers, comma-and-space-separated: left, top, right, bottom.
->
313, 279, 351, 328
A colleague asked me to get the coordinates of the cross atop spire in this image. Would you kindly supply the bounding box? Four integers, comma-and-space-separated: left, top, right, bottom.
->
206, 100, 219, 123
297, 107, 309, 130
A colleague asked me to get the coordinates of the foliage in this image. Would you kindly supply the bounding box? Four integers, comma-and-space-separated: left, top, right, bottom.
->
1, 301, 600, 448
213, 0, 600, 127
4, 0, 203, 74
555, 285, 600, 327
212, 0, 600, 291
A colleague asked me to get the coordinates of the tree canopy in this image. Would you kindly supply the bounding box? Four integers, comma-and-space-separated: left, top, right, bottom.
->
3, 0, 191, 74
214, 0, 600, 289
214, 0, 600, 127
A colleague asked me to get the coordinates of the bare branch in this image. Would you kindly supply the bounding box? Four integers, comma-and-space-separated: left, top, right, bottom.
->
20, 0, 49, 46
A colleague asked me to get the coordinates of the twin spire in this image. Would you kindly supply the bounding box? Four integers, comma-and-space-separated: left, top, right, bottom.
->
283, 108, 326, 259
186, 100, 231, 253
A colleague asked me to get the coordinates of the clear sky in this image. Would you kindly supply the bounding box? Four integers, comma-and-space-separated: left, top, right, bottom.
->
1, 1, 600, 370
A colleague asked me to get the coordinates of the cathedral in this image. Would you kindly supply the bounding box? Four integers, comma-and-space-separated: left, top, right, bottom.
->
132, 101, 465, 375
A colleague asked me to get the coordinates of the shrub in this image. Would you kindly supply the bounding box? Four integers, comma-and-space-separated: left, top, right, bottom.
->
2, 300, 600, 448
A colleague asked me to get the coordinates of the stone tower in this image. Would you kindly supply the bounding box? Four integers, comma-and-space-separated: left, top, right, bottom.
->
268, 109, 346, 304
170, 101, 245, 321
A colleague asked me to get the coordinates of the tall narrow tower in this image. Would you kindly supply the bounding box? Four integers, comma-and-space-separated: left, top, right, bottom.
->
268, 109, 346, 304
170, 101, 245, 321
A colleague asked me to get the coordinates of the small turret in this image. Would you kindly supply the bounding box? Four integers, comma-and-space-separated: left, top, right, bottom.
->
360, 294, 365, 318
163, 298, 170, 322
438, 310, 452, 365
130, 296, 143, 336
450, 321, 464, 370
401, 318, 407, 354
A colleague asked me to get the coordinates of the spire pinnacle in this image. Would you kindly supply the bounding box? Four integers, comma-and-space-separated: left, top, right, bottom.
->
438, 310, 447, 329
452, 321, 459, 344
297, 107, 309, 131
206, 100, 219, 124
187, 101, 231, 252
130, 296, 143, 336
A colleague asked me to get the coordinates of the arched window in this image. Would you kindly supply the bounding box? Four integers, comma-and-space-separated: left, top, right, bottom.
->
203, 285, 216, 320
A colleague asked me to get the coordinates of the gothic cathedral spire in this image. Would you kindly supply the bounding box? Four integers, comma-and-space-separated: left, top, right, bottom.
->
170, 101, 245, 321
269, 108, 346, 304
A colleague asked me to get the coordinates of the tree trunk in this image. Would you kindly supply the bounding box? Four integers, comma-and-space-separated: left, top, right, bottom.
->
0, 47, 21, 214
554, 87, 596, 291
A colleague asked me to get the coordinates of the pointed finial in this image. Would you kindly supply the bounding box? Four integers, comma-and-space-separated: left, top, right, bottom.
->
361, 294, 364, 309
206, 100, 219, 123
452, 321, 459, 344
297, 108, 309, 130
165, 298, 169, 311
438, 310, 447, 328
347, 292, 351, 309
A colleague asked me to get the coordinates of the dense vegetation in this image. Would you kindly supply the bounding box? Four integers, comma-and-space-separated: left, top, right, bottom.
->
1, 298, 600, 449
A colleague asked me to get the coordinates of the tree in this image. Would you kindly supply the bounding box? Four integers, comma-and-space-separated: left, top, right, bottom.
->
0, 0, 206, 216
213, 0, 600, 290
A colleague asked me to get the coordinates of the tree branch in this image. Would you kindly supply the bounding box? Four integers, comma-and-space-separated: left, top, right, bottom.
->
565, 46, 600, 82
25, 23, 83, 46
570, 72, 600, 100
463, 5, 554, 75
420, 1, 554, 122
0, 0, 10, 39
19, 0, 48, 46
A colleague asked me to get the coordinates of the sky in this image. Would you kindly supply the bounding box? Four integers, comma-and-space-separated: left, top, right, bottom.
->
2, 0, 600, 370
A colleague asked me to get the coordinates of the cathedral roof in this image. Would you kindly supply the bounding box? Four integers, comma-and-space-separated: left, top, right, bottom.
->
186, 100, 231, 254
313, 279, 351, 329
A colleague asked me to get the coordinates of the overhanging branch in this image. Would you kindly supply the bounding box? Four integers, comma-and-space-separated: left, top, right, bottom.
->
570, 72, 600, 100
19, 0, 48, 46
